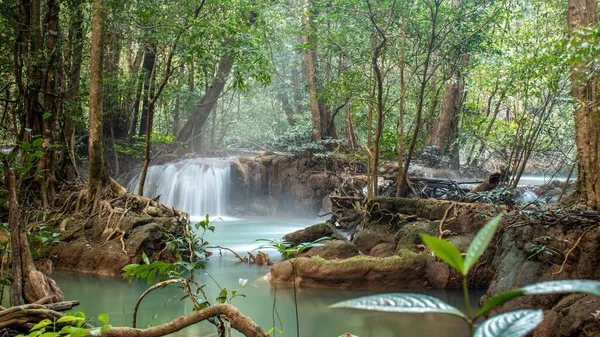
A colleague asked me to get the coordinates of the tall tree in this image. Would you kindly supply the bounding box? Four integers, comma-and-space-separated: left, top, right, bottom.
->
567, 0, 599, 208
88, 0, 110, 199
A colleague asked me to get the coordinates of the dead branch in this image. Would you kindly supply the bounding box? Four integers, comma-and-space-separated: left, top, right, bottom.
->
105, 304, 268, 337
208, 246, 248, 262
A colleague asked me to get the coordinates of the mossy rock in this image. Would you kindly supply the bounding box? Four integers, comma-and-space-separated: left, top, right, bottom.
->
370, 242, 396, 258
395, 221, 437, 250
352, 229, 389, 254
283, 222, 345, 247
299, 240, 359, 260
270, 253, 430, 290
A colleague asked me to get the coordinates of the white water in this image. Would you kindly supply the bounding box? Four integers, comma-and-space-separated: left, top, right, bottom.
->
127, 158, 232, 218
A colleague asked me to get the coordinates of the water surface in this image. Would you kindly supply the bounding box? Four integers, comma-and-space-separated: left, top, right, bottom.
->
53, 217, 480, 337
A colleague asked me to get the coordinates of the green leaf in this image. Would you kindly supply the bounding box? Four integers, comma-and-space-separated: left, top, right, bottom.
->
40, 332, 59, 337
464, 215, 503, 274
68, 328, 89, 337
56, 315, 84, 323
330, 293, 467, 319
477, 280, 600, 318
522, 279, 600, 296
476, 289, 525, 318
474, 309, 543, 337
142, 251, 150, 264
421, 234, 465, 275
30, 319, 52, 331
42, 112, 52, 120
98, 313, 109, 325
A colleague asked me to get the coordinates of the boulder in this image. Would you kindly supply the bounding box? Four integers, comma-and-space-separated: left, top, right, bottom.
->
299, 240, 359, 260
395, 221, 436, 250
270, 252, 430, 290
125, 222, 165, 259
283, 222, 345, 246
352, 229, 388, 254
370, 243, 396, 258
446, 235, 472, 253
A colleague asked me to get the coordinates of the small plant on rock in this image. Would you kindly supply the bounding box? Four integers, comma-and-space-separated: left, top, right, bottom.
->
331, 214, 600, 337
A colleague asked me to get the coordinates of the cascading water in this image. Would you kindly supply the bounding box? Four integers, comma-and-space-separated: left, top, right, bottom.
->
127, 157, 231, 218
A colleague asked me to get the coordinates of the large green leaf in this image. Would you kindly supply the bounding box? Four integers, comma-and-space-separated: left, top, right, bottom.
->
474, 309, 542, 337
522, 280, 600, 296
476, 289, 525, 318
476, 279, 600, 318
330, 293, 467, 319
464, 214, 502, 274
421, 234, 465, 275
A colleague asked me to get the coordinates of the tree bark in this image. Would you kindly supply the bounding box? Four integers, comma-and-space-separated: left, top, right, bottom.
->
175, 55, 234, 151
567, 0, 599, 208
302, 0, 322, 141
4, 164, 23, 306
88, 0, 110, 197
138, 43, 156, 137
429, 68, 464, 158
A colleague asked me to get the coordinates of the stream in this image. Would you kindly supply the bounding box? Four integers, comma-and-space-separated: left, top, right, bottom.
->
52, 217, 482, 337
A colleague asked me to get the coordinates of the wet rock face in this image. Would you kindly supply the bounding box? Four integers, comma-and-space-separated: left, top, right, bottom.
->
50, 215, 182, 276
482, 221, 600, 336
231, 154, 343, 216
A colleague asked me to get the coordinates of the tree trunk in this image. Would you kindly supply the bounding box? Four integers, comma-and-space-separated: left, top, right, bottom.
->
138, 43, 156, 137
429, 69, 464, 158
88, 0, 110, 198
5, 164, 23, 305
172, 63, 185, 135
302, 0, 321, 141
62, 0, 84, 179
567, 0, 599, 208
4, 160, 64, 304
175, 55, 234, 151
344, 101, 358, 150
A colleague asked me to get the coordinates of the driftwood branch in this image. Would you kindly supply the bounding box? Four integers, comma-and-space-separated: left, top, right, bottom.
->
103, 304, 268, 337
208, 246, 249, 262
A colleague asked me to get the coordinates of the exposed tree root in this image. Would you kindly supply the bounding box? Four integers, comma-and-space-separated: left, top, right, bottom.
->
248, 251, 273, 266
552, 228, 591, 275
438, 202, 456, 238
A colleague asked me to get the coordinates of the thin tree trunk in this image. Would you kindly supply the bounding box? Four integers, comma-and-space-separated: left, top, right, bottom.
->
172, 63, 185, 135
138, 43, 156, 137
398, 2, 439, 197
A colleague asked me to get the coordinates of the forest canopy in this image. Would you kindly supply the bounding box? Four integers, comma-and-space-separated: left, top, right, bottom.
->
0, 0, 598, 206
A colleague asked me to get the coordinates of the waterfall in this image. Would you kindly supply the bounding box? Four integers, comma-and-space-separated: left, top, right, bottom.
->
127, 158, 232, 218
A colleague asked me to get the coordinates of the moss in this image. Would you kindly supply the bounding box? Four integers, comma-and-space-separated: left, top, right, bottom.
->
309, 253, 421, 266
